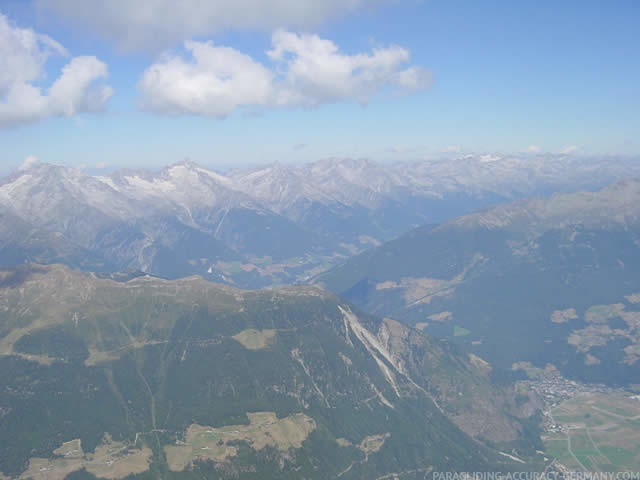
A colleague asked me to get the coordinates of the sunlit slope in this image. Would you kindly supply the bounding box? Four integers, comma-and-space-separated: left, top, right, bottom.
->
0, 265, 540, 479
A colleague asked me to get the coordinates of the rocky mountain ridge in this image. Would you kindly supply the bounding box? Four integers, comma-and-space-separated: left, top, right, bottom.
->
1, 155, 639, 287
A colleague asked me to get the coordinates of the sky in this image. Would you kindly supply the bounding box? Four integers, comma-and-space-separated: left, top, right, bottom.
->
0, 0, 639, 171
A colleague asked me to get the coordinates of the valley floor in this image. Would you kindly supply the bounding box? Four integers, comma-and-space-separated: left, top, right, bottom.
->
519, 369, 640, 473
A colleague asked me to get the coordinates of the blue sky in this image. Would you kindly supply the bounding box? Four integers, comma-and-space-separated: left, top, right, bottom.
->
1, 0, 638, 171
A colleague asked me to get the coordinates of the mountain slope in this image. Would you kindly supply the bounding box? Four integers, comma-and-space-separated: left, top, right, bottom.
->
2, 155, 639, 287
0, 264, 541, 479
316, 179, 640, 387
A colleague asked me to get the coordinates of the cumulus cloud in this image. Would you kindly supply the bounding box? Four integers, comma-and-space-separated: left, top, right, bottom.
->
138, 41, 273, 116
37, 0, 370, 50
138, 31, 430, 117
268, 30, 431, 106
0, 14, 113, 128
18, 155, 39, 171
524, 145, 541, 153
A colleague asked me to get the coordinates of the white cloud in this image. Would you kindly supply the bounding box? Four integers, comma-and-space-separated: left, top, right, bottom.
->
268, 30, 431, 106
18, 155, 39, 171
0, 20, 65, 96
138, 41, 273, 117
560, 145, 579, 154
524, 144, 541, 153
48, 57, 114, 115
138, 31, 430, 117
37, 0, 370, 51
0, 14, 113, 128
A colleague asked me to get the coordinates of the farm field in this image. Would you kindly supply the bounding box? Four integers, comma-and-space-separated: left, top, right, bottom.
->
165, 412, 316, 472
544, 392, 640, 472
19, 436, 151, 480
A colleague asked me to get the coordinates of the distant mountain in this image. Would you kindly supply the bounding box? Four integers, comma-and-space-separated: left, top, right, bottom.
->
0, 264, 541, 479
1, 155, 639, 287
316, 179, 640, 387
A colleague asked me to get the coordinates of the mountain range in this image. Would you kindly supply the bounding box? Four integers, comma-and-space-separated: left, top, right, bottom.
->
2, 156, 640, 477
2, 155, 639, 288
